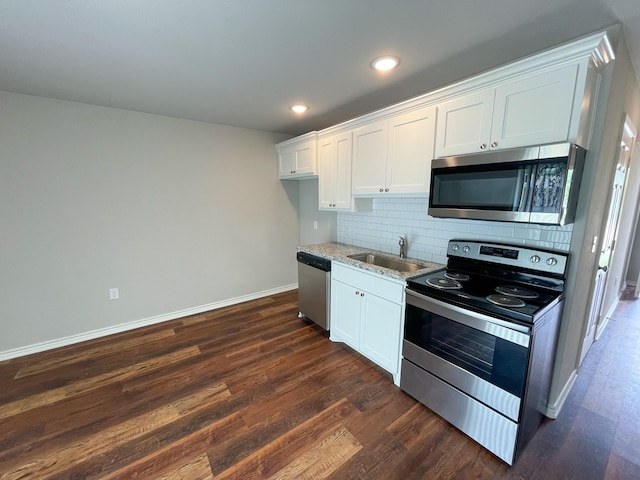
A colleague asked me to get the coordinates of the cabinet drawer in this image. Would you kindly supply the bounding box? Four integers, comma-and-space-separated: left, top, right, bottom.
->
332, 262, 405, 304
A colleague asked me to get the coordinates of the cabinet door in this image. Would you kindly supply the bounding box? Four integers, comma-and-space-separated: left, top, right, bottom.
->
334, 132, 354, 210
435, 90, 495, 158
318, 136, 337, 209
318, 132, 353, 210
293, 141, 317, 176
352, 120, 388, 195
491, 64, 578, 150
330, 279, 361, 350
278, 148, 297, 178
277, 136, 317, 179
386, 106, 436, 194
360, 292, 403, 374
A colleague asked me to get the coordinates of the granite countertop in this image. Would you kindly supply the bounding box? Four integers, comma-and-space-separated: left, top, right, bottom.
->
298, 242, 444, 281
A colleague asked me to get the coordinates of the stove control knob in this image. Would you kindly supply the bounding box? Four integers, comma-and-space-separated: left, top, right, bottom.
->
547, 257, 558, 266
451, 244, 460, 251
462, 245, 470, 253
530, 255, 541, 263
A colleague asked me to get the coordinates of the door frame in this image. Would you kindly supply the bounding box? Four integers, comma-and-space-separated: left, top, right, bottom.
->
579, 114, 637, 364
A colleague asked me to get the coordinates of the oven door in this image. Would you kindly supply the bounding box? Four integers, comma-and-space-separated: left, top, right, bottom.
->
402, 289, 531, 421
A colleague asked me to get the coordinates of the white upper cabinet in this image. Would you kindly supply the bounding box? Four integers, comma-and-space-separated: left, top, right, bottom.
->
435, 64, 579, 157
434, 90, 495, 157
386, 106, 437, 194
318, 131, 355, 210
278, 32, 613, 180
352, 120, 388, 195
277, 132, 318, 179
352, 105, 436, 195
492, 64, 578, 149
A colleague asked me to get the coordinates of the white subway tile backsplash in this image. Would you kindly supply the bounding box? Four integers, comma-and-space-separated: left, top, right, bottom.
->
467, 223, 492, 235
336, 197, 574, 263
489, 225, 515, 237
513, 228, 542, 240
540, 229, 572, 244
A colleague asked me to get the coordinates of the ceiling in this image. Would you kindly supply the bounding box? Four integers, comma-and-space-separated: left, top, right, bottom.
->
1, 1, 639, 136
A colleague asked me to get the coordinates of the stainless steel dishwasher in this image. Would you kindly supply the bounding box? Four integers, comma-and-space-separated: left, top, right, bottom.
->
296, 251, 331, 330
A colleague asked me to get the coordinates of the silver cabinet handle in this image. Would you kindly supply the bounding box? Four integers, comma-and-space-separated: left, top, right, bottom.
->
360, 292, 365, 297
379, 188, 383, 192
480, 144, 487, 149
355, 291, 359, 295
385, 188, 389, 192
491, 141, 498, 148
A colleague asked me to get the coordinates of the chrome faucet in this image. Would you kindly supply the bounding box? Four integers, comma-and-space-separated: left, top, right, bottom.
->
399, 236, 406, 258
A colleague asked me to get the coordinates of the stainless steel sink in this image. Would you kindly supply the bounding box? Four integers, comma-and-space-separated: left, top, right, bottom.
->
347, 253, 424, 273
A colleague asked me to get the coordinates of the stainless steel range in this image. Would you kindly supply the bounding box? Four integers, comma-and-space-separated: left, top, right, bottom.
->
400, 239, 568, 465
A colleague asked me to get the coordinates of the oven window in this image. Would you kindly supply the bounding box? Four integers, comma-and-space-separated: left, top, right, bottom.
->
404, 304, 528, 397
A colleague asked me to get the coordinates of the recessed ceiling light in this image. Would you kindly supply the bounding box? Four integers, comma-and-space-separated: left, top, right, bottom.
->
290, 104, 309, 113
371, 55, 400, 72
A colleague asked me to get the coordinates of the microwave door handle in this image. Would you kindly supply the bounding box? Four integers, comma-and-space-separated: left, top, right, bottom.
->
516, 167, 533, 211
513, 169, 525, 210
526, 164, 538, 211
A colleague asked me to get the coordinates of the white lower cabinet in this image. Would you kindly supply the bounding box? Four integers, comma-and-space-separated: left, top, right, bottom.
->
330, 262, 405, 385
331, 278, 363, 348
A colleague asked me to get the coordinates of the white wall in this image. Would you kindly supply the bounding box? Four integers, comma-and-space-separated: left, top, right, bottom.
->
599, 58, 640, 318
627, 178, 640, 284
0, 91, 297, 357
605, 126, 640, 295
548, 36, 640, 412
337, 197, 574, 263
298, 178, 337, 245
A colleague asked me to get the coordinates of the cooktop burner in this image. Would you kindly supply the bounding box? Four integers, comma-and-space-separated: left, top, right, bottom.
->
445, 271, 470, 282
495, 285, 539, 299
426, 277, 462, 290
406, 250, 566, 324
486, 294, 526, 308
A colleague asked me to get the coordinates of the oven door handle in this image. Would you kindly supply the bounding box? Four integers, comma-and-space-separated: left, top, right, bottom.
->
405, 289, 531, 347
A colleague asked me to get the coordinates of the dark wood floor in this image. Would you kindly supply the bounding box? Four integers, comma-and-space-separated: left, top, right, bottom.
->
1, 289, 639, 479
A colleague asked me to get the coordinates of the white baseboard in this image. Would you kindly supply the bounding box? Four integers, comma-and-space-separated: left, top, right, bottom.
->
545, 370, 577, 419
595, 293, 620, 341
0, 284, 298, 362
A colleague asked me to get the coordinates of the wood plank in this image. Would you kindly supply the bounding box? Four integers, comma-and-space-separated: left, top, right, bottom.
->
604, 452, 640, 480
213, 398, 357, 479
206, 354, 372, 474
157, 454, 214, 480
267, 426, 362, 480
387, 403, 448, 451
0, 384, 230, 479
223, 324, 320, 361
13, 329, 177, 379
0, 346, 200, 419
98, 413, 242, 480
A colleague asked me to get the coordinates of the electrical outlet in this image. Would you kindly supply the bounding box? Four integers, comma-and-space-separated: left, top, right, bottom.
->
313, 220, 318, 230
109, 288, 120, 300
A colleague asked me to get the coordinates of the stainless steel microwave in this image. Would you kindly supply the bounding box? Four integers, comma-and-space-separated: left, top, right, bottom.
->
428, 143, 586, 225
